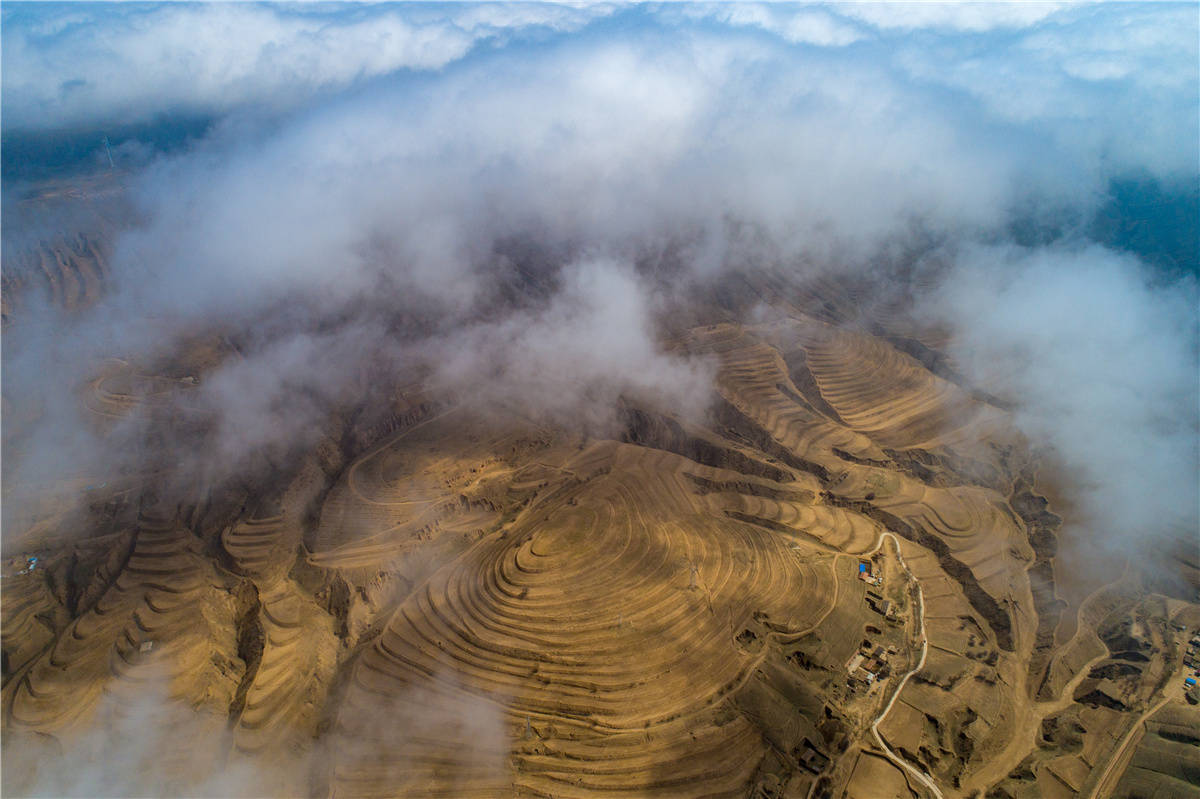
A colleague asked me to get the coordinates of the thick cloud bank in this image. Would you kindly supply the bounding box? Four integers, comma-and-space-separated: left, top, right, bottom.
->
933, 243, 1197, 544
0, 3, 610, 131
3, 3, 1197, 555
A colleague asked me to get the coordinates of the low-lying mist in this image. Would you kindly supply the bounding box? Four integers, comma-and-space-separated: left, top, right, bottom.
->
3, 3, 1196, 564
2, 5, 1198, 798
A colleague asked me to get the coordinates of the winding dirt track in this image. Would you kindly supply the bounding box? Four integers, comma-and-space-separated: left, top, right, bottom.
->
867, 533, 941, 799
1083, 696, 1170, 799
959, 564, 1135, 795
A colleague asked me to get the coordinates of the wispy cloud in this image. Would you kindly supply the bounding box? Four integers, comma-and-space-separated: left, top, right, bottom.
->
1, 2, 611, 131
2, 2, 1196, 552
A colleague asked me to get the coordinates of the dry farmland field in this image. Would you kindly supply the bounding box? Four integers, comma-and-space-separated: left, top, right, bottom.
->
2, 230, 1198, 799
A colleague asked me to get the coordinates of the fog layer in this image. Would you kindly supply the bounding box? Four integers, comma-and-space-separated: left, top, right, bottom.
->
3, 2, 1197, 551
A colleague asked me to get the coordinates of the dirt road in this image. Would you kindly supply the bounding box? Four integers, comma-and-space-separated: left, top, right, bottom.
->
868, 532, 943, 799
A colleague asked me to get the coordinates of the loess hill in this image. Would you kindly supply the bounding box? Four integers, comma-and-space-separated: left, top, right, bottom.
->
2, 228, 1199, 799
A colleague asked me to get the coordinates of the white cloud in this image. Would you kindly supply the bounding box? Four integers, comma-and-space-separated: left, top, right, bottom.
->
2, 2, 1196, 563
428, 258, 715, 424
682, 4, 866, 46
891, 4, 1199, 177
931, 242, 1198, 545
0, 3, 610, 131
836, 2, 1072, 33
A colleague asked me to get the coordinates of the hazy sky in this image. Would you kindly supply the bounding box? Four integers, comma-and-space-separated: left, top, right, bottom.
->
2, 2, 1197, 551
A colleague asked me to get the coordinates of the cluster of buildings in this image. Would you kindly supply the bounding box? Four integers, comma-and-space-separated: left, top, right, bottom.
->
845, 642, 897, 690
865, 590, 894, 620
5, 554, 39, 577
857, 560, 882, 586
1184, 634, 1200, 672
1184, 634, 1200, 703
858, 561, 898, 620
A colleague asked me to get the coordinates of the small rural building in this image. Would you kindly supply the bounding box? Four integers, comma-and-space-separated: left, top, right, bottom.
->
796, 740, 830, 774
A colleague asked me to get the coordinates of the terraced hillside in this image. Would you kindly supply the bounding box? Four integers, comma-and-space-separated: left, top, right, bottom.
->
1, 173, 125, 322
2, 294, 1197, 799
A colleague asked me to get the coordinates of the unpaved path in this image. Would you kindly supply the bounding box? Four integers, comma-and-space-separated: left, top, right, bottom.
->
346, 408, 458, 506
959, 560, 1135, 795
868, 532, 943, 799
1084, 695, 1169, 799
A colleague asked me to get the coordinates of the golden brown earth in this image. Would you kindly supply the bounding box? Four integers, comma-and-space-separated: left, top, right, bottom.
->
2, 244, 1198, 799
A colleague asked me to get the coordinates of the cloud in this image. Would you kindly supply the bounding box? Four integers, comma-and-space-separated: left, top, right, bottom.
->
329, 670, 511, 797
427, 257, 714, 425
679, 4, 866, 46
1, 676, 278, 798
102, 24, 1030, 297
929, 242, 1199, 546
2, 3, 1196, 559
0, 2, 610, 132
835, 2, 1071, 33
890, 3, 1199, 178
193, 318, 408, 476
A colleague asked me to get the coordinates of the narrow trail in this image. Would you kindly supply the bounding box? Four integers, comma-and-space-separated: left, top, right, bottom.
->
960, 645, 1110, 794
956, 556, 1138, 795
345, 407, 458, 506
866, 532, 943, 799
1083, 695, 1170, 799
807, 554, 844, 634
